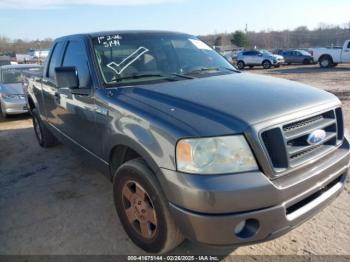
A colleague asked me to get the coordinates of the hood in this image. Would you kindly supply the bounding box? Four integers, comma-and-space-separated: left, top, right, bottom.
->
119, 73, 338, 136
0, 83, 24, 95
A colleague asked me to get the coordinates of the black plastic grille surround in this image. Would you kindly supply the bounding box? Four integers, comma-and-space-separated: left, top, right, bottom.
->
261, 108, 344, 173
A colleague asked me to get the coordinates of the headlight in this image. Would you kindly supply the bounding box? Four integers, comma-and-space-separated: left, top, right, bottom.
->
176, 135, 258, 174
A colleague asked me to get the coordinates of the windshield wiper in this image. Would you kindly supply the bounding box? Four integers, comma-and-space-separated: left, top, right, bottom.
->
115, 73, 194, 82
184, 66, 239, 75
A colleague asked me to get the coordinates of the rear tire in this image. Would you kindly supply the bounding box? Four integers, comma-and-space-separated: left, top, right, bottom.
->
303, 59, 310, 65
319, 56, 332, 68
0, 103, 7, 119
32, 108, 58, 148
113, 159, 184, 254
237, 61, 245, 70
262, 60, 272, 69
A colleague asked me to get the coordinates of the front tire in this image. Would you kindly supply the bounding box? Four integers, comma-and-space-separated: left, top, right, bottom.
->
319, 56, 332, 68
262, 60, 272, 69
237, 61, 245, 70
32, 108, 58, 147
303, 59, 310, 65
113, 159, 184, 254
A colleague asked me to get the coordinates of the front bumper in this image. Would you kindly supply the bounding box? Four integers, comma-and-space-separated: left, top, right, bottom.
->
1, 98, 28, 114
273, 59, 284, 65
158, 139, 350, 245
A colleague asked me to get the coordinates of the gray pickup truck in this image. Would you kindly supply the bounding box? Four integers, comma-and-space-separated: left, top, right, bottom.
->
26, 31, 349, 254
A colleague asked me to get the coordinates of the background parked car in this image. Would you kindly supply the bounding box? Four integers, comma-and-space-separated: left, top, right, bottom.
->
282, 50, 314, 65
309, 39, 350, 68
0, 64, 41, 119
236, 50, 284, 69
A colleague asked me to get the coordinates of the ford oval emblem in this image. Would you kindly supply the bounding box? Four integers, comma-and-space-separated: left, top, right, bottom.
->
307, 129, 326, 145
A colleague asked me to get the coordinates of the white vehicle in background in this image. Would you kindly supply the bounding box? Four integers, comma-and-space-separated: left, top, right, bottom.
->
310, 40, 350, 68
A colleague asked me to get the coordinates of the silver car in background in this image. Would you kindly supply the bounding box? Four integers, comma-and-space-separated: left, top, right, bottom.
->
0, 64, 42, 118
237, 50, 284, 69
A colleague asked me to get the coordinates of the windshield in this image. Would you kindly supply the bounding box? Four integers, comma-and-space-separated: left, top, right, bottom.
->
92, 33, 235, 85
1, 67, 41, 84
261, 50, 274, 56
299, 50, 311, 56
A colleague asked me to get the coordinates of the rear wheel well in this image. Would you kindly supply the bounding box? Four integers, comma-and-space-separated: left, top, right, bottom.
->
319, 54, 333, 63
109, 145, 142, 178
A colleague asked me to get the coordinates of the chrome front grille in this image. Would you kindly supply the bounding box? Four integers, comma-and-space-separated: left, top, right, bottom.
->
261, 108, 344, 173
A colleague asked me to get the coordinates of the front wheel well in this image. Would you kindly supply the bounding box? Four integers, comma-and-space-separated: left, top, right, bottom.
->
262, 59, 272, 64
109, 145, 142, 178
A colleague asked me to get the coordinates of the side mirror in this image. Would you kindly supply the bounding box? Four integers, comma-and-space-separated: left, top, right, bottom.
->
55, 66, 79, 89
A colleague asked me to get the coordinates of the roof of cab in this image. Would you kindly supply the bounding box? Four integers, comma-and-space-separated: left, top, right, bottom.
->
54, 30, 193, 41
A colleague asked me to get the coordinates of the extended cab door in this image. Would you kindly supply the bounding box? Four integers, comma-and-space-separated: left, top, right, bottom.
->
45, 39, 99, 154
342, 41, 350, 63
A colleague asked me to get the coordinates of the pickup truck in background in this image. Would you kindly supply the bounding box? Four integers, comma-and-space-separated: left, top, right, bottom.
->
25, 31, 350, 254
310, 40, 350, 68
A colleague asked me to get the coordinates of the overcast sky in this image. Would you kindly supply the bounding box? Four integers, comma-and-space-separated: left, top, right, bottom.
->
0, 0, 349, 39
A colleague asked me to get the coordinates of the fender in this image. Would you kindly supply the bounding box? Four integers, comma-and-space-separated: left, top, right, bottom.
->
105, 133, 168, 179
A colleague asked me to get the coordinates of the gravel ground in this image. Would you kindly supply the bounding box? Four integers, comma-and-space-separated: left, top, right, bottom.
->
0, 64, 350, 259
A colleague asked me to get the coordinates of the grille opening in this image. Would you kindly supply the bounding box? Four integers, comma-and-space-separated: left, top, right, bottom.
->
286, 175, 343, 215
283, 110, 335, 133
336, 108, 344, 141
283, 115, 323, 132
289, 145, 322, 160
262, 108, 343, 174
261, 128, 288, 169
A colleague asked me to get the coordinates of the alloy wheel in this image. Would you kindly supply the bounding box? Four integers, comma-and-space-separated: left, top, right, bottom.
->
121, 180, 157, 239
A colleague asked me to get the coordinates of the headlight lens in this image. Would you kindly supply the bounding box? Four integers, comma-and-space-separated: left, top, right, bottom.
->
176, 135, 258, 174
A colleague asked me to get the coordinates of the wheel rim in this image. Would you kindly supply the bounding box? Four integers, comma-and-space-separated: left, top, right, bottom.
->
122, 180, 157, 239
263, 62, 269, 68
33, 116, 42, 142
321, 59, 329, 67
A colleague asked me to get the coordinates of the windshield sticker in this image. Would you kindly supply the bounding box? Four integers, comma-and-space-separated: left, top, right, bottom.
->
97, 34, 123, 48
107, 47, 149, 75
189, 39, 212, 50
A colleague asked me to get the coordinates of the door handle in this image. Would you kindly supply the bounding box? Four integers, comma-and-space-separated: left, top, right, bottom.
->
344, 50, 349, 52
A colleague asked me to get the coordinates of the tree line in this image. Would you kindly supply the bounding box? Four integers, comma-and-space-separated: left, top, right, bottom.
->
0, 36, 52, 56
1, 23, 350, 55
200, 23, 350, 49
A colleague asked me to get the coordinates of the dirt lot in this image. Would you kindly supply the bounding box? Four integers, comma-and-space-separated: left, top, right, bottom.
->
0, 64, 350, 258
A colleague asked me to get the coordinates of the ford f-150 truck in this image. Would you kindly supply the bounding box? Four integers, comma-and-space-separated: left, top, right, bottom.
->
310, 40, 350, 68
25, 31, 350, 254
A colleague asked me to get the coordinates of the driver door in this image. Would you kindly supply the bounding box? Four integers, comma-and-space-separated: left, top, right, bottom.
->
52, 39, 98, 154
342, 41, 350, 63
